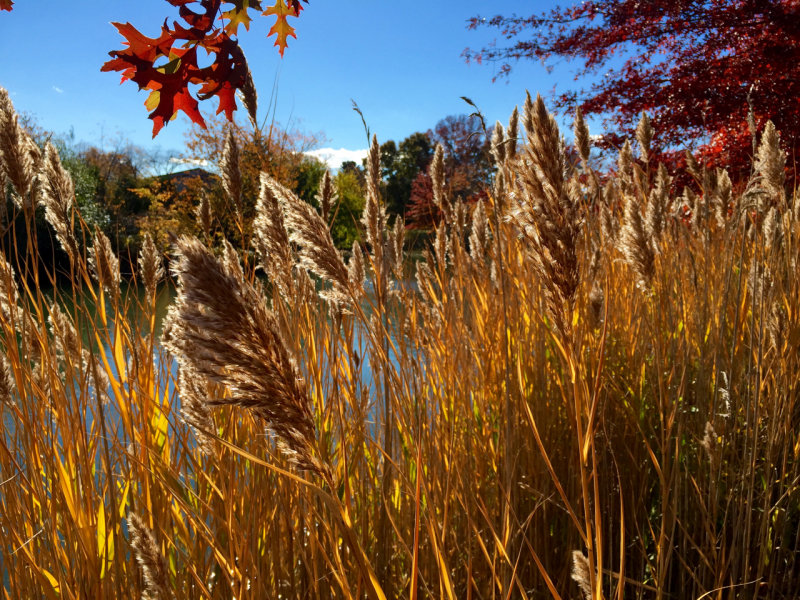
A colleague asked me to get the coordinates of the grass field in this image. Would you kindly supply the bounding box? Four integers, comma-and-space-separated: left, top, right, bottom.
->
1, 87, 798, 599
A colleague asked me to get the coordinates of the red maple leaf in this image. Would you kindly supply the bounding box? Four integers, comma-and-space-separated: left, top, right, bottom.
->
0, 0, 13, 12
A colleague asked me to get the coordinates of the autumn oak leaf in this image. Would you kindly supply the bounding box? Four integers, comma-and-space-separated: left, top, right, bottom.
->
263, 0, 300, 57
0, 0, 13, 12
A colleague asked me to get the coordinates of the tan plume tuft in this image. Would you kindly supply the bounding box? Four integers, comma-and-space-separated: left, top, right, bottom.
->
264, 176, 352, 306
252, 173, 294, 299
755, 121, 786, 202
619, 193, 655, 290
163, 236, 328, 475
636, 112, 654, 163
38, 142, 79, 263
128, 513, 170, 600
317, 169, 335, 222
219, 126, 242, 215
573, 106, 591, 164
89, 228, 121, 295
0, 87, 36, 203
571, 550, 593, 600
138, 233, 164, 298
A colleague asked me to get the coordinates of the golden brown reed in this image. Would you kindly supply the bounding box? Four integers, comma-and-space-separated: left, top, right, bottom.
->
128, 513, 170, 600
38, 142, 79, 263
163, 235, 328, 476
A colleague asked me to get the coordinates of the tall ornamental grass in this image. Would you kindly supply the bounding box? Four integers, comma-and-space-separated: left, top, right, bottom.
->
0, 86, 798, 599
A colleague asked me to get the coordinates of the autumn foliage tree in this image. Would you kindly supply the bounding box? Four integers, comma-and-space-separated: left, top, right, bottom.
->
465, 0, 800, 180
405, 114, 492, 229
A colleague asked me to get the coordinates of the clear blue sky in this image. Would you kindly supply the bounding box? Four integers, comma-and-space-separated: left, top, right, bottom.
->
0, 1, 585, 169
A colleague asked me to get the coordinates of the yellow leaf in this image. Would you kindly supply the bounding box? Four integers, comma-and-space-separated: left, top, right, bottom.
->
41, 569, 60, 595
223, 0, 254, 34
145, 90, 160, 112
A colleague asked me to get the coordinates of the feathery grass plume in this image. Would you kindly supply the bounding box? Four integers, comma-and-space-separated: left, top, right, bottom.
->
506, 105, 519, 160
493, 167, 506, 202
219, 126, 242, 216
763, 207, 784, 251
682, 186, 697, 228
239, 65, 258, 126
195, 192, 212, 239
767, 299, 787, 353
0, 352, 14, 406
587, 246, 605, 328
434, 221, 448, 268
38, 142, 79, 263
389, 215, 405, 279
700, 421, 718, 465
0, 255, 19, 324
49, 301, 110, 396
645, 163, 671, 247
139, 234, 164, 298
748, 262, 772, 306
264, 175, 352, 306
571, 551, 593, 600
317, 169, 335, 222
348, 240, 365, 292
617, 139, 634, 194
685, 149, 702, 181
89, 228, 121, 295
252, 172, 294, 298
362, 135, 386, 253
620, 192, 655, 290
600, 181, 619, 244
430, 143, 450, 222
48, 302, 81, 360
491, 121, 506, 167
163, 236, 328, 475
127, 513, 170, 600
636, 112, 654, 164
513, 92, 580, 337
573, 106, 591, 164
0, 87, 36, 204
714, 168, 732, 227
755, 121, 786, 203
176, 365, 216, 455
469, 198, 488, 263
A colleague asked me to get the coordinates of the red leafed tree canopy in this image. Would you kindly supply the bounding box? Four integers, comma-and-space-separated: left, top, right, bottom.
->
97, 0, 308, 137
465, 0, 800, 179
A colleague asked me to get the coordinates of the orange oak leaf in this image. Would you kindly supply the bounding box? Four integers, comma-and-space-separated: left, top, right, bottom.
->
263, 0, 300, 57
